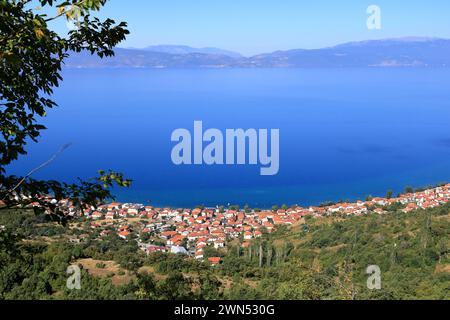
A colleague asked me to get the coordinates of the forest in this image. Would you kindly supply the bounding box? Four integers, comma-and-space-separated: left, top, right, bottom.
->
1, 202, 448, 300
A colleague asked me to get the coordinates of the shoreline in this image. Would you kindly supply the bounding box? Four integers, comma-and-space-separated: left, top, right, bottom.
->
66, 182, 450, 262
111, 182, 450, 210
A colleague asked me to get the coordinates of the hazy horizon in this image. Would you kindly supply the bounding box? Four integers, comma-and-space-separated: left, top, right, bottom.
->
40, 0, 450, 56
119, 36, 449, 57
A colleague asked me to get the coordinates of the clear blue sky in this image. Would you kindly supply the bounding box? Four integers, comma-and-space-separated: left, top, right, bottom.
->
45, 0, 450, 56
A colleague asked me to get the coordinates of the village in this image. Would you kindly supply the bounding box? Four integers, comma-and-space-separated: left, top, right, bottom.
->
29, 184, 450, 266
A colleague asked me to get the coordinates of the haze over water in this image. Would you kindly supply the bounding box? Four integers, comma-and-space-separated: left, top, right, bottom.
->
7, 68, 450, 208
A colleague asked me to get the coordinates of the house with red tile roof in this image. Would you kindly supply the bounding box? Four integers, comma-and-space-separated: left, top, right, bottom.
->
92, 211, 103, 219
105, 212, 115, 220
118, 230, 130, 240
254, 230, 262, 238
244, 231, 253, 240
195, 251, 204, 260
208, 257, 221, 266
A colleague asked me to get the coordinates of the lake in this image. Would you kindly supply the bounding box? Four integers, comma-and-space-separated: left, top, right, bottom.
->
7, 68, 450, 208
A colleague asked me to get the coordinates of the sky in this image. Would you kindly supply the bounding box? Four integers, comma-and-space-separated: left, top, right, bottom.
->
42, 0, 450, 56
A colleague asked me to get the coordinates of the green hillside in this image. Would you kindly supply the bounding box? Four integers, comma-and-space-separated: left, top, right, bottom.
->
220, 204, 450, 300
1, 204, 449, 300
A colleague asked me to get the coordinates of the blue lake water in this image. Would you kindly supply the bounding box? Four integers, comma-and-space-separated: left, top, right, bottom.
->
7, 68, 450, 208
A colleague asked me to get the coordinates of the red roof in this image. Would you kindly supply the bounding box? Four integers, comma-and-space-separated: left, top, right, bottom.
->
208, 257, 221, 265
118, 231, 130, 237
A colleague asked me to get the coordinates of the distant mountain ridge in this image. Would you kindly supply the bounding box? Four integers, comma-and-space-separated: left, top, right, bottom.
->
65, 38, 450, 68
135, 45, 242, 58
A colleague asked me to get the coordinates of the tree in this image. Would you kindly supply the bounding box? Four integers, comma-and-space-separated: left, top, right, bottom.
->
405, 186, 414, 194
157, 271, 192, 300
197, 273, 222, 299
203, 245, 223, 258
258, 243, 263, 267
386, 189, 393, 199
1, 0, 131, 220
135, 272, 157, 300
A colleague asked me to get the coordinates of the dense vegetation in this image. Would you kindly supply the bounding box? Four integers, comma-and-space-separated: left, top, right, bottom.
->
1, 203, 448, 300
221, 205, 450, 300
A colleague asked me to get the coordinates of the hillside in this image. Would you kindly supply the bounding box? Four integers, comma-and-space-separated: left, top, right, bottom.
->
229, 205, 450, 299
0, 203, 448, 300
64, 48, 238, 69
64, 38, 450, 68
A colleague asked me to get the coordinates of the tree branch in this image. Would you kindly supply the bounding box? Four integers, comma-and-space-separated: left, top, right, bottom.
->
7, 143, 72, 193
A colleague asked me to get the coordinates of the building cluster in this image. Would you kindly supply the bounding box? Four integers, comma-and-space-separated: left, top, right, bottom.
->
25, 184, 450, 263
87, 204, 301, 261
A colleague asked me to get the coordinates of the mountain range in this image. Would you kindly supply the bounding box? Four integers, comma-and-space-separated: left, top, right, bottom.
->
131, 45, 242, 58
65, 38, 450, 68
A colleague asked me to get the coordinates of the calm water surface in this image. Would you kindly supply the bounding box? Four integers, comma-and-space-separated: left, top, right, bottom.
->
7, 68, 450, 207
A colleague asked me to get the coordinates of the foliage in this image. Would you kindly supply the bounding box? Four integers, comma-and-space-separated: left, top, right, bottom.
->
221, 204, 450, 300
0, 202, 449, 300
0, 0, 131, 220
